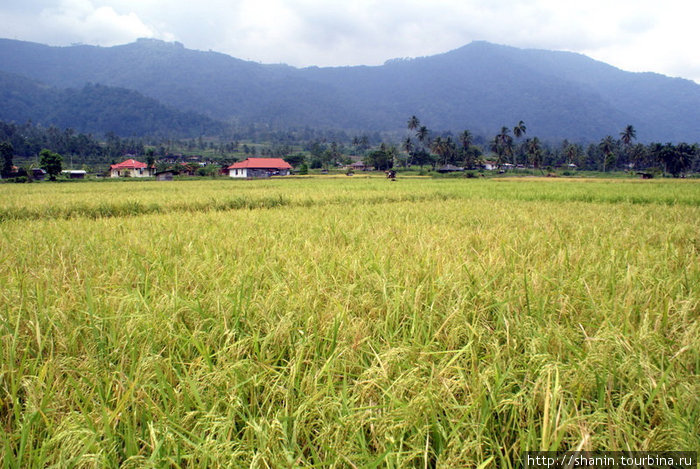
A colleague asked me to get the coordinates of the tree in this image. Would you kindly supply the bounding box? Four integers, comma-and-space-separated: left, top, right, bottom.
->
526, 137, 543, 170
620, 125, 636, 146
416, 126, 430, 146
493, 127, 513, 168
145, 148, 155, 169
39, 149, 63, 180
364, 144, 394, 171
459, 130, 473, 152
459, 130, 475, 168
1, 141, 14, 178
619, 125, 637, 167
599, 136, 616, 172
655, 142, 694, 177
285, 153, 306, 168
513, 121, 527, 165
407, 115, 420, 132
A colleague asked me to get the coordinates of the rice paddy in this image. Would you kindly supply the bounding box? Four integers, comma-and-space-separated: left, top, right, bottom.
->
1, 177, 699, 467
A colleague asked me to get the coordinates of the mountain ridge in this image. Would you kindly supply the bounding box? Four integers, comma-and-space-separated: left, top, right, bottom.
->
0, 38, 698, 142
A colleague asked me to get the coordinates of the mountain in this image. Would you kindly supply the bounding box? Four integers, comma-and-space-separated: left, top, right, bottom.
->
0, 38, 698, 142
0, 70, 223, 137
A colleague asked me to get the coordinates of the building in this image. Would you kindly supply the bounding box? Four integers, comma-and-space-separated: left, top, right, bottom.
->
110, 159, 153, 178
155, 171, 176, 181
31, 168, 47, 180
437, 164, 465, 173
228, 158, 292, 178
345, 161, 369, 171
62, 170, 87, 179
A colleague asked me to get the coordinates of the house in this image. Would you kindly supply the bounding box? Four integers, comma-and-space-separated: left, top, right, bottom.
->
31, 168, 47, 180
62, 170, 87, 179
437, 164, 465, 173
110, 159, 153, 178
155, 170, 176, 181
228, 158, 292, 178
347, 161, 369, 171
482, 161, 498, 171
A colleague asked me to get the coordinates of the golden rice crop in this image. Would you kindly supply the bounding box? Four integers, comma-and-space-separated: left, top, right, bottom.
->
1, 177, 698, 467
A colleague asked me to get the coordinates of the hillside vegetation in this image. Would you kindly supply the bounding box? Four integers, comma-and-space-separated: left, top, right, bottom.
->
0, 38, 699, 141
0, 72, 223, 137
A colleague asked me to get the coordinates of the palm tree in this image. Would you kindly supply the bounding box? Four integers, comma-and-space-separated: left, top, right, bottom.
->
407, 116, 420, 132
620, 125, 636, 146
403, 136, 414, 166
526, 137, 543, 171
512, 121, 526, 165
494, 127, 513, 168
416, 126, 430, 146
431, 137, 445, 166
620, 124, 637, 168
599, 136, 616, 172
459, 130, 472, 151
459, 129, 473, 168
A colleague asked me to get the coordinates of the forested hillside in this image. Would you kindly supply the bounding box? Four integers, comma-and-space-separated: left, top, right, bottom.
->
0, 38, 699, 142
0, 71, 224, 137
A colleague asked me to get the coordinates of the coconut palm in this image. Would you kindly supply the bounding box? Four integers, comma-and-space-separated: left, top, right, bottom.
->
526, 137, 543, 171
403, 136, 414, 166
407, 116, 420, 132
599, 135, 616, 172
459, 130, 473, 151
416, 126, 430, 146
494, 127, 513, 168
512, 121, 527, 165
620, 125, 636, 146
459, 129, 474, 168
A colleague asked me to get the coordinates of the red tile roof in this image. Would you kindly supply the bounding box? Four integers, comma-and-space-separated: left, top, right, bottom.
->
111, 158, 148, 170
228, 158, 292, 170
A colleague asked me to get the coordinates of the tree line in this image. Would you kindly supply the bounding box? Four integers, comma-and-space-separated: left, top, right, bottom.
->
393, 117, 700, 176
2, 118, 699, 178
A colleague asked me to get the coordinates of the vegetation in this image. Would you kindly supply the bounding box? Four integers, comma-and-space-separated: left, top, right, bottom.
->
2, 39, 700, 141
0, 178, 698, 467
0, 141, 12, 178
0, 72, 224, 138
38, 149, 62, 181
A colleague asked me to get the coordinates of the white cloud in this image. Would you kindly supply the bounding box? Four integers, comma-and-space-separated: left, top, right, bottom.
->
2, 0, 156, 45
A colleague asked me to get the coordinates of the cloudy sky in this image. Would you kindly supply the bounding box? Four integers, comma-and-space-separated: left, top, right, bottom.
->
2, 0, 699, 83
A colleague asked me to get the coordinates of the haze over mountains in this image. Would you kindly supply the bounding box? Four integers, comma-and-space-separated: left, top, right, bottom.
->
0, 38, 698, 142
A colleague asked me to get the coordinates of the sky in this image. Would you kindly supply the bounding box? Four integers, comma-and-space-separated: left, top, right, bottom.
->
1, 0, 699, 84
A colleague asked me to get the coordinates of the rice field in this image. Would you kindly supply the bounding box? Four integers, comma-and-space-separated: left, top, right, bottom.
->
1, 177, 699, 467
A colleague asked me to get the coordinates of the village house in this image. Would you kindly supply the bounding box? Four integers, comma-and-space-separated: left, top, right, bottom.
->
437, 164, 465, 173
110, 159, 153, 178
62, 169, 87, 179
155, 170, 176, 181
31, 168, 47, 180
228, 158, 292, 178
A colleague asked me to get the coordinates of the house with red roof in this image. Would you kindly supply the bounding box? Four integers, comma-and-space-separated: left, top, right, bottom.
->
228, 158, 292, 178
110, 158, 153, 178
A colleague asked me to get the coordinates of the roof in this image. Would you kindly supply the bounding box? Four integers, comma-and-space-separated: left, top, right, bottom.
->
437, 164, 464, 172
228, 158, 292, 170
111, 159, 147, 170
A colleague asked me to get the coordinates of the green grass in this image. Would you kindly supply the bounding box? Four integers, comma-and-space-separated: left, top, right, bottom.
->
1, 177, 699, 467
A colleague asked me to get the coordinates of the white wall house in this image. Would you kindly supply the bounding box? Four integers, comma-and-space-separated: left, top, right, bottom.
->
228, 158, 292, 178
110, 159, 153, 178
